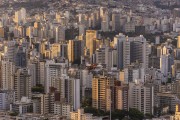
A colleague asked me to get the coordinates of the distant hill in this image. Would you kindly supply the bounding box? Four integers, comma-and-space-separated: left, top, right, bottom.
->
0, 0, 48, 10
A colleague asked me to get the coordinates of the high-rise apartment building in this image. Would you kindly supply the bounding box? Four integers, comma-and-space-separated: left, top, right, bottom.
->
92, 75, 115, 111
123, 38, 131, 68
40, 94, 49, 114
95, 45, 109, 65
55, 26, 65, 42
51, 43, 61, 59
45, 60, 68, 93
116, 34, 149, 70
1, 60, 15, 90
4, 41, 17, 62
129, 82, 154, 115
112, 13, 120, 31
178, 36, 180, 48
60, 43, 68, 58
115, 33, 126, 69
160, 54, 174, 77
54, 102, 73, 119
15, 11, 21, 24
28, 59, 41, 86
101, 12, 109, 32
92, 75, 128, 112
157, 93, 177, 113
13, 68, 32, 101
92, 76, 108, 111
130, 36, 149, 70
114, 81, 129, 111
14, 8, 26, 24
15, 46, 26, 67
85, 30, 97, 57
124, 63, 145, 83
32, 92, 58, 114
52, 74, 80, 111
80, 69, 93, 98
68, 40, 83, 63
39, 61, 46, 86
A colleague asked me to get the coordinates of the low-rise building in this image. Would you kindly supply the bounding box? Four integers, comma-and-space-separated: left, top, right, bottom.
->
10, 97, 33, 115
54, 102, 73, 119
0, 90, 15, 111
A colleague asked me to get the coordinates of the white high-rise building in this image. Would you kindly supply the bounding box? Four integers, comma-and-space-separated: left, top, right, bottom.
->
45, 60, 68, 93
73, 78, 80, 111
15, 11, 21, 24
122, 35, 149, 70
27, 63, 36, 87
20, 8, 26, 17
14, 8, 26, 24
129, 35, 149, 70
39, 61, 46, 86
95, 45, 109, 65
129, 82, 154, 115
160, 54, 174, 77
101, 21, 109, 32
101, 12, 109, 32
124, 63, 145, 83
80, 69, 93, 97
100, 7, 107, 19
79, 24, 85, 36
115, 33, 126, 69
123, 38, 131, 68
32, 93, 49, 114
4, 41, 17, 62
95, 45, 116, 69
1, 60, 15, 90
51, 74, 80, 111
90, 13, 97, 28
13, 68, 32, 101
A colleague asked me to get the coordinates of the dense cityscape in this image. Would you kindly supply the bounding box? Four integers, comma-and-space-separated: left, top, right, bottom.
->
0, 0, 180, 120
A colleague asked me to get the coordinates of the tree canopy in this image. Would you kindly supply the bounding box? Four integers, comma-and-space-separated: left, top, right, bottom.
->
83, 107, 144, 120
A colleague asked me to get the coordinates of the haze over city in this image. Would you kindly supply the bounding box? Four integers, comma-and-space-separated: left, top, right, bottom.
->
0, 0, 180, 120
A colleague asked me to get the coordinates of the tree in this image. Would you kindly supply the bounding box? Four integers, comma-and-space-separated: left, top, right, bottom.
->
129, 108, 144, 120
167, 78, 172, 83
81, 97, 92, 107
84, 107, 106, 116
83, 107, 144, 119
145, 113, 154, 119
9, 112, 18, 116
84, 107, 98, 115
31, 84, 44, 93
111, 109, 128, 120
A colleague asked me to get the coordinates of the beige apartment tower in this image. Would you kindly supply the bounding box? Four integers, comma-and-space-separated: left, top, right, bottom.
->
178, 36, 180, 48
13, 68, 31, 101
86, 30, 97, 57
92, 76, 114, 111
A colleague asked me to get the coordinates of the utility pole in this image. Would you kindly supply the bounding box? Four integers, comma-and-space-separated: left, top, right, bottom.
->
110, 88, 112, 120
110, 106, 111, 120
